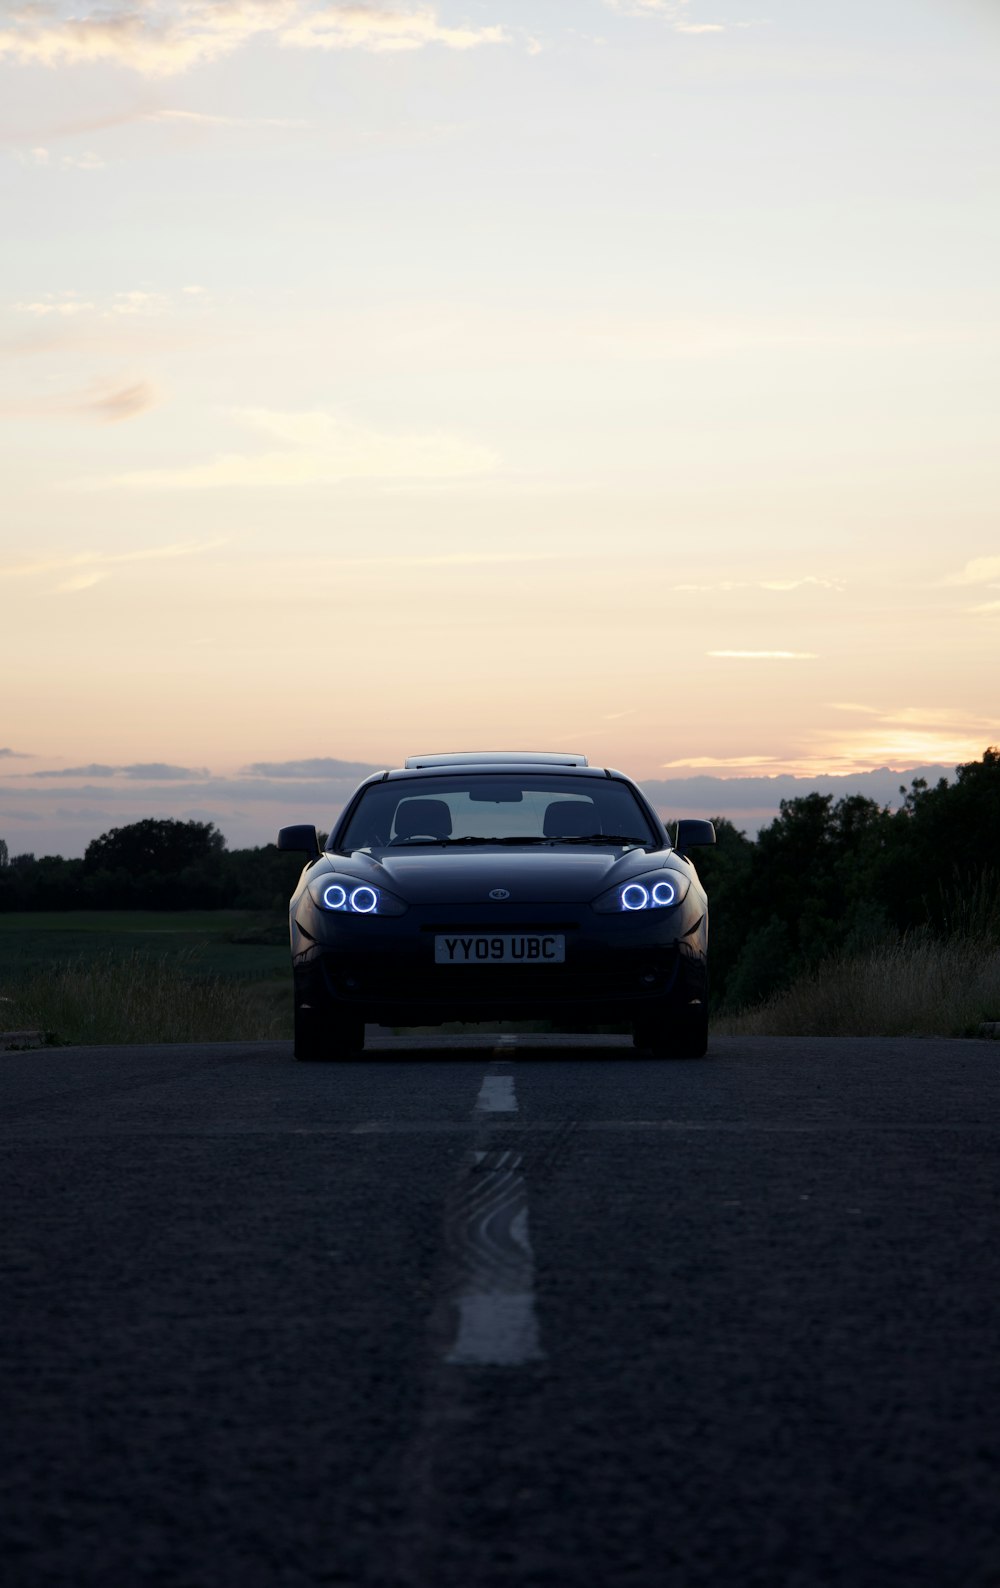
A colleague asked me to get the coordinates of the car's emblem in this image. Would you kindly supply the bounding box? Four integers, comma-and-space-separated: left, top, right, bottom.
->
489, 888, 511, 900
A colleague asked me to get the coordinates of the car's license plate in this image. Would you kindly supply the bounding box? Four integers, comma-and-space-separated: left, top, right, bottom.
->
434, 934, 565, 965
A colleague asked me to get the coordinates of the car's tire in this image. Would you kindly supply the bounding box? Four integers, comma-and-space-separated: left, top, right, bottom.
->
633, 997, 708, 1059
293, 990, 365, 1062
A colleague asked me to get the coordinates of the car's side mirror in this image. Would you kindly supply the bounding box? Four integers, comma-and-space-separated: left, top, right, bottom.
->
674, 819, 716, 853
278, 824, 321, 858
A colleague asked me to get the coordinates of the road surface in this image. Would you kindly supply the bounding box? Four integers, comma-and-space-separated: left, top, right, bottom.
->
2, 1033, 998, 1586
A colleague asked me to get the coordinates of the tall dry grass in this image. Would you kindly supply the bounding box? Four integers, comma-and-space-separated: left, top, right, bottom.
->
720, 935, 1000, 1038
2, 951, 289, 1045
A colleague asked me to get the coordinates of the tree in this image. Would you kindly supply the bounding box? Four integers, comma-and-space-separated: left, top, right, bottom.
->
882, 746, 1000, 937
687, 816, 754, 1001
728, 791, 895, 990
83, 818, 226, 875
0, 838, 7, 868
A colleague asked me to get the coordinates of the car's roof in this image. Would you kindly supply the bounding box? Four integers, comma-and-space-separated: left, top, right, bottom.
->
345, 754, 634, 794
403, 751, 588, 769
385, 756, 612, 783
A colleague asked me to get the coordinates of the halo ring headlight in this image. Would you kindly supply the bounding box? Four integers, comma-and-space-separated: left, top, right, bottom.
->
350, 885, 378, 915
593, 869, 690, 914
321, 883, 347, 910
621, 883, 649, 911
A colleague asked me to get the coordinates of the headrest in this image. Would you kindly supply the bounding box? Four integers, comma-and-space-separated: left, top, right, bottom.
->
542, 799, 597, 838
394, 798, 454, 840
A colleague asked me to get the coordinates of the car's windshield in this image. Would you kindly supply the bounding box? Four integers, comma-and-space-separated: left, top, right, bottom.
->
336, 774, 658, 851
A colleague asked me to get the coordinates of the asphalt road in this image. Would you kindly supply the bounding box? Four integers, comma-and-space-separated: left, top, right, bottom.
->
2, 1032, 998, 1588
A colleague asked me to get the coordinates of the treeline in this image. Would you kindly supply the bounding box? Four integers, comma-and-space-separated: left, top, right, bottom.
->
0, 819, 303, 914
695, 747, 1000, 1006
2, 749, 999, 1007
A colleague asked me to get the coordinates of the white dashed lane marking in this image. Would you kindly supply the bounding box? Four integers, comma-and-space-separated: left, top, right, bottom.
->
442, 1069, 545, 1366
474, 1074, 518, 1113
445, 1147, 545, 1366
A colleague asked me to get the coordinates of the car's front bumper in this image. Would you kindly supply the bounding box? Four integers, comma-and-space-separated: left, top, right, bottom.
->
291, 902, 707, 1027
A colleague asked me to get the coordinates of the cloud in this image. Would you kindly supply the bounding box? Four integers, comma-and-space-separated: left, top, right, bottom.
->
338, 550, 556, 569
60, 149, 105, 169
21, 146, 107, 170
805, 704, 1000, 775
280, 6, 509, 53
14, 296, 97, 317
0, 767, 389, 855
0, 379, 157, 424
0, 747, 32, 759
674, 576, 843, 593
661, 755, 784, 769
243, 758, 384, 779
25, 759, 206, 778
707, 650, 818, 660
4, 107, 309, 160
56, 573, 106, 593
602, 0, 725, 32
87, 408, 498, 490
90, 381, 156, 421
0, 2, 510, 77
827, 703, 999, 733
26, 762, 211, 780
150, 108, 308, 129
0, 539, 227, 587
815, 729, 995, 769
110, 290, 170, 316
14, 290, 170, 318
578, 315, 976, 363
640, 766, 958, 832
944, 557, 1000, 586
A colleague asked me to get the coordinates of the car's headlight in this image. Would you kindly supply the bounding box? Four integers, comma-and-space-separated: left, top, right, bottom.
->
306, 875, 407, 916
592, 870, 691, 914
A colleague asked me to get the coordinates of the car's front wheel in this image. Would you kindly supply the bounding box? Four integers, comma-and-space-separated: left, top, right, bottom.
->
633, 995, 708, 1059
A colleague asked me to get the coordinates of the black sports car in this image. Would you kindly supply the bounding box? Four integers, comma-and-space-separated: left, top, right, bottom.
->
278, 752, 715, 1060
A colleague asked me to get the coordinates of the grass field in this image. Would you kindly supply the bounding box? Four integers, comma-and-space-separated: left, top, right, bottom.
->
0, 910, 291, 1044
0, 910, 288, 975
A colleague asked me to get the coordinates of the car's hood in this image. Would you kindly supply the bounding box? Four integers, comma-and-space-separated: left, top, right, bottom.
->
324, 846, 675, 905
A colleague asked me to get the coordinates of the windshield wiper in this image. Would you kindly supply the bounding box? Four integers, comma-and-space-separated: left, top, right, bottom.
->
384, 833, 650, 848
549, 834, 649, 847
387, 835, 510, 847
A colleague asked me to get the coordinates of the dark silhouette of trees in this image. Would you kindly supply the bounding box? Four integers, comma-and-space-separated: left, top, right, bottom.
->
0, 819, 300, 913
84, 819, 225, 874
78, 819, 227, 909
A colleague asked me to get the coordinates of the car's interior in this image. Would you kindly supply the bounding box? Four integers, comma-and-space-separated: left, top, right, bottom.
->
337, 776, 657, 850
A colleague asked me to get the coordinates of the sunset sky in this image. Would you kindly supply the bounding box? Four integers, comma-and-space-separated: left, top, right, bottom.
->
2, 0, 999, 854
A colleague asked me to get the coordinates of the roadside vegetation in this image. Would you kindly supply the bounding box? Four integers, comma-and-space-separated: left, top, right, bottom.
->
717, 934, 1000, 1038
0, 912, 291, 1046
694, 747, 1000, 1033
4, 950, 289, 1046
1, 750, 998, 1043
